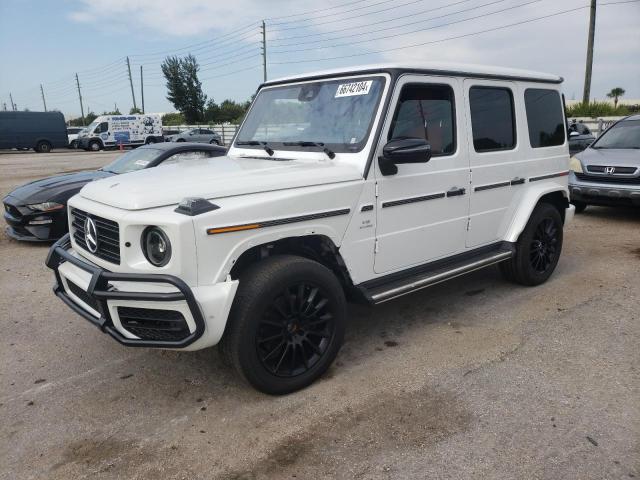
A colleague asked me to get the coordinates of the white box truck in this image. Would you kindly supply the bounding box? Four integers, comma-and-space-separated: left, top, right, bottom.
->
77, 114, 163, 151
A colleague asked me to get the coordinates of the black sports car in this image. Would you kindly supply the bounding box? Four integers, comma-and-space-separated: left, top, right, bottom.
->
3, 143, 226, 242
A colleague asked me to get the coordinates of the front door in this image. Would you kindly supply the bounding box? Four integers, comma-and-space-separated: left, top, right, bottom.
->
374, 75, 470, 274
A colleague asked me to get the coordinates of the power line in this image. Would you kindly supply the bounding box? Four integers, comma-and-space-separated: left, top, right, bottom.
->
270, 0, 503, 47
265, 0, 371, 21
271, 0, 542, 54
269, 0, 416, 26
270, 4, 596, 64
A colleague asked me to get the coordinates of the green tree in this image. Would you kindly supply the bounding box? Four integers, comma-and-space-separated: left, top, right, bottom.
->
129, 107, 143, 114
102, 109, 121, 115
606, 87, 625, 108
161, 112, 185, 126
161, 54, 207, 123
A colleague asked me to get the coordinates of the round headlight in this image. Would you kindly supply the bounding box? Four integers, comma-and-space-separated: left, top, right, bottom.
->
141, 226, 171, 267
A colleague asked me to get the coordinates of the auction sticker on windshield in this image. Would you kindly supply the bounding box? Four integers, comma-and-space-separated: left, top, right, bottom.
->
335, 80, 373, 98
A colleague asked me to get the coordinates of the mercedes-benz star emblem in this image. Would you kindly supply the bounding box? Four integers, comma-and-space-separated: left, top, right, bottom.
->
605, 166, 616, 174
84, 217, 98, 253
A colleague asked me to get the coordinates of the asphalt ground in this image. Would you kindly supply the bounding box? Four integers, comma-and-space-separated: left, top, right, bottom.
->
1, 149, 638, 479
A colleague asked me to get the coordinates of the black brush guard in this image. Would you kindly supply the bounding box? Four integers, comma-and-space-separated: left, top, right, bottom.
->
46, 234, 205, 348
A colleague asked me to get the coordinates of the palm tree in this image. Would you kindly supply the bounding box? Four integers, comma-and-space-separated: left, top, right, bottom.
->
606, 87, 625, 108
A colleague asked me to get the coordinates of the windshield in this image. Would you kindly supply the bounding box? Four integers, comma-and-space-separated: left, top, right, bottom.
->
101, 148, 161, 174
592, 119, 640, 149
235, 76, 385, 153
86, 121, 99, 132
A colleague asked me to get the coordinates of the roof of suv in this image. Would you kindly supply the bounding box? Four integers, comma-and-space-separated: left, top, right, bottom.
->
265, 62, 563, 86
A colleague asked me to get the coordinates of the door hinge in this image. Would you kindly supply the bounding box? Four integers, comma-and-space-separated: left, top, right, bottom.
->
375, 182, 379, 198
374, 239, 379, 254
469, 169, 473, 184
466, 218, 470, 231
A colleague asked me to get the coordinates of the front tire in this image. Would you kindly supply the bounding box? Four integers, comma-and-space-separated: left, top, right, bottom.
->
500, 202, 563, 286
221, 255, 346, 395
88, 140, 101, 151
572, 201, 587, 213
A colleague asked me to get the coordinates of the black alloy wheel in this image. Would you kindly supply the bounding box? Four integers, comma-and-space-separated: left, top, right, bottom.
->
256, 282, 336, 377
499, 202, 564, 286
529, 217, 559, 273
221, 255, 346, 395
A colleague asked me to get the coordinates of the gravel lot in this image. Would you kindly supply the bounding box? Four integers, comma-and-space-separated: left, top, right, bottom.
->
1, 150, 638, 480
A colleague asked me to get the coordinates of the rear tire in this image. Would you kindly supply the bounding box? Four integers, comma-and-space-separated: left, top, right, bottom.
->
35, 141, 52, 153
500, 202, 563, 286
146, 137, 157, 144
220, 255, 346, 395
572, 201, 587, 213
209, 139, 220, 145
176, 138, 186, 142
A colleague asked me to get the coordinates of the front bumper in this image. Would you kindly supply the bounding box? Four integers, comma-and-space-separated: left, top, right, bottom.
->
3, 196, 67, 241
46, 234, 238, 350
569, 172, 640, 207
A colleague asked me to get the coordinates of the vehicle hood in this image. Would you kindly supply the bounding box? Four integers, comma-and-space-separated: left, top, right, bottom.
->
7, 170, 114, 204
576, 147, 640, 168
80, 155, 363, 210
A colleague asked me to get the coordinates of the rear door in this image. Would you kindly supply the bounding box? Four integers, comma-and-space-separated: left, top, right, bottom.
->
374, 75, 470, 274
463, 80, 521, 247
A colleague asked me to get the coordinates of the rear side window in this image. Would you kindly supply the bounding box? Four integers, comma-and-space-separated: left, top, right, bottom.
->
524, 88, 565, 148
388, 84, 456, 156
469, 87, 516, 152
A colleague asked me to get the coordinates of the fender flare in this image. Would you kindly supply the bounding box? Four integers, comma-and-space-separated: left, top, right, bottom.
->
504, 184, 569, 243
212, 223, 345, 283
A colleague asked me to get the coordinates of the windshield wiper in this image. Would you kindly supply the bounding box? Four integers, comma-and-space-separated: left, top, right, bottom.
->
236, 140, 274, 156
283, 141, 336, 159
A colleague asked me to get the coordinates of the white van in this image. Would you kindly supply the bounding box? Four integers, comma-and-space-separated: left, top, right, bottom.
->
48, 63, 574, 394
78, 114, 163, 151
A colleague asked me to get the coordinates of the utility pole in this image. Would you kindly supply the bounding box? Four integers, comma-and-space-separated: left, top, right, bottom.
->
75, 73, 85, 125
582, 0, 597, 104
140, 65, 145, 114
40, 84, 47, 112
261, 20, 267, 82
9, 92, 16, 111
126, 57, 137, 111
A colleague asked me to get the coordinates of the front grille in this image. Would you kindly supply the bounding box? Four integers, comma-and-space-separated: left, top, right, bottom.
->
587, 165, 637, 174
117, 307, 190, 341
66, 280, 100, 312
4, 203, 22, 219
574, 173, 640, 185
71, 208, 121, 264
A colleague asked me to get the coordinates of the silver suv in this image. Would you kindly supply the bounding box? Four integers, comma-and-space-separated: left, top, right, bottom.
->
169, 128, 222, 145
569, 114, 640, 212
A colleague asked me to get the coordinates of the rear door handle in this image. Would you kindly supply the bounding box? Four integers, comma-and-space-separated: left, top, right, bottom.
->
447, 187, 466, 197
511, 177, 525, 185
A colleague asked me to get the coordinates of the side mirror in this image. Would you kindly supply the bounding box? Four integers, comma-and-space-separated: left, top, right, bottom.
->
379, 138, 432, 175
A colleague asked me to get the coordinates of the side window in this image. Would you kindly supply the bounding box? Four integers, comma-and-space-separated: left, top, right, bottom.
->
160, 151, 210, 166
469, 87, 516, 152
203, 129, 214, 134
99, 122, 109, 133
524, 88, 565, 148
388, 84, 455, 156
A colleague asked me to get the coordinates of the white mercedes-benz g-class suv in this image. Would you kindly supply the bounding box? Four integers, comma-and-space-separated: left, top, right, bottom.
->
47, 63, 574, 394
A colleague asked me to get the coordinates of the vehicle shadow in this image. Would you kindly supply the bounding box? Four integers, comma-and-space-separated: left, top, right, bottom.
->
578, 205, 640, 222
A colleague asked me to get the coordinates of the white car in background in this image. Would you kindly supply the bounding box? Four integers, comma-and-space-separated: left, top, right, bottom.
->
66, 127, 84, 149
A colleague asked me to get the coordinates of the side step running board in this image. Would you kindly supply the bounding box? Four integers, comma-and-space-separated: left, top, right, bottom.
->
360, 244, 514, 304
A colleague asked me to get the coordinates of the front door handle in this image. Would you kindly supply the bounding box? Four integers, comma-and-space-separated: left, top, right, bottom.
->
447, 187, 466, 197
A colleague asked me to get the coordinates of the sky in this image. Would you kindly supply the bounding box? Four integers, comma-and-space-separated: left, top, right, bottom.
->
0, 0, 638, 119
